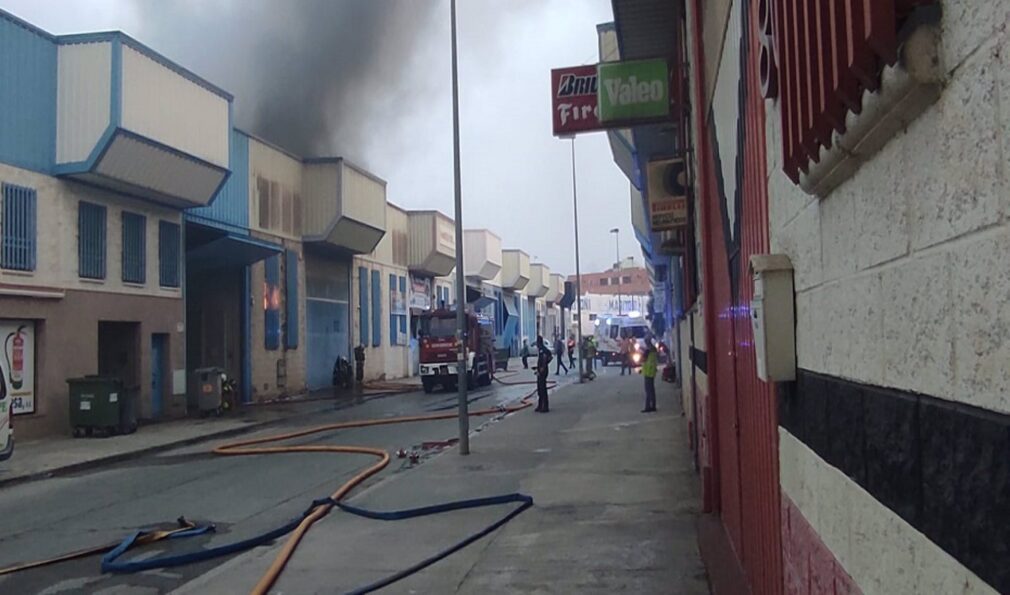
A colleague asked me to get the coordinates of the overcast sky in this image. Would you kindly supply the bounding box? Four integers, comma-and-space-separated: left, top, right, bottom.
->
2, 0, 635, 276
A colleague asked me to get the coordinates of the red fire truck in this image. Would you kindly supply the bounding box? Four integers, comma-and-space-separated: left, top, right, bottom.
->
416, 308, 494, 393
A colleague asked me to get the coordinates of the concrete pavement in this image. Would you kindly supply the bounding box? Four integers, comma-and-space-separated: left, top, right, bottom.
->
0, 374, 550, 594
174, 370, 709, 594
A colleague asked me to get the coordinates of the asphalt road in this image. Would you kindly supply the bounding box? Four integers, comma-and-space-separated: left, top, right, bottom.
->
0, 371, 561, 594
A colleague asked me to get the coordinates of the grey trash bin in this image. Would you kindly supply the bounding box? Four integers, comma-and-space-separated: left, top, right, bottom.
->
193, 367, 224, 415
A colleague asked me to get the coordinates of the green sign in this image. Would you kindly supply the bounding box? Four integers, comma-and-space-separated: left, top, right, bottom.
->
597, 59, 670, 123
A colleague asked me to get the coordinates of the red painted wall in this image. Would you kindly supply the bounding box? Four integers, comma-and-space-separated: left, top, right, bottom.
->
691, 0, 782, 592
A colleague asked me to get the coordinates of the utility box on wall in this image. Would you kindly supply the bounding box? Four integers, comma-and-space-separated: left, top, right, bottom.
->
749, 254, 795, 382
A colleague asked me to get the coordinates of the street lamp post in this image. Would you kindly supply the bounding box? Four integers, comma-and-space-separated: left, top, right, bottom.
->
610, 227, 621, 315
450, 0, 469, 455
563, 136, 585, 383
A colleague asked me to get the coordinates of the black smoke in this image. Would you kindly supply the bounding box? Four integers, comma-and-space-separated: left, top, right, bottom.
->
128, 0, 442, 159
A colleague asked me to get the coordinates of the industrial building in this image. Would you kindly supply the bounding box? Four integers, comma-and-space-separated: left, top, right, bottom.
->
0, 9, 566, 440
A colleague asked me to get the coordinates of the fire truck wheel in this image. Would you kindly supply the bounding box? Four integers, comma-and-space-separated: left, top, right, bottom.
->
422, 378, 434, 394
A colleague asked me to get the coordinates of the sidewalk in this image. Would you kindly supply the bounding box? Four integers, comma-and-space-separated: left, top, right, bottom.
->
0, 392, 346, 488
174, 372, 710, 594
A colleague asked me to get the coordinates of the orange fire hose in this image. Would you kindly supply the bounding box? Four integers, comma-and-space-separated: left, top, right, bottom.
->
216, 375, 550, 595
0, 374, 553, 594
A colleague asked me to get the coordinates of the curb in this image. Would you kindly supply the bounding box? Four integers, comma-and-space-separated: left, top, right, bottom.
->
0, 403, 334, 490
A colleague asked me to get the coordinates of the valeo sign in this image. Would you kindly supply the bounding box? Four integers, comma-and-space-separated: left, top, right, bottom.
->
597, 59, 670, 124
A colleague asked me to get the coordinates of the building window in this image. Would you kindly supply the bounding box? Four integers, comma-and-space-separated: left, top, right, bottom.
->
611, 276, 620, 285
371, 269, 382, 347
158, 220, 180, 287
358, 266, 369, 347
1, 183, 36, 272
256, 175, 302, 236
622, 276, 632, 284
599, 278, 609, 286
121, 212, 146, 284
389, 274, 407, 345
78, 201, 107, 280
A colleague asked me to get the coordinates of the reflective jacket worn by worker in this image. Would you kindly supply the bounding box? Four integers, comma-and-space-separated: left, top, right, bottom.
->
642, 349, 658, 378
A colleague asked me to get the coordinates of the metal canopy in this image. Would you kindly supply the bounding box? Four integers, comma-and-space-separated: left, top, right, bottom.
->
187, 231, 281, 272
611, 0, 681, 60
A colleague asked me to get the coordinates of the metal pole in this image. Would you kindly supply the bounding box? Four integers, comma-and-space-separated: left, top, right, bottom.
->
611, 228, 622, 314
450, 0, 469, 455
570, 138, 584, 383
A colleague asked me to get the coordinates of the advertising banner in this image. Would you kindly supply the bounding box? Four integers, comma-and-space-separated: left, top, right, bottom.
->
646, 157, 689, 232
409, 276, 432, 310
551, 65, 602, 136
597, 59, 672, 125
1, 320, 36, 415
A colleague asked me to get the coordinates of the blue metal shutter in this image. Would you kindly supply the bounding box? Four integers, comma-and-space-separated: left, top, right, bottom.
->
264, 255, 281, 350
78, 202, 107, 279
1, 183, 36, 271
358, 266, 369, 347
121, 212, 146, 283
398, 276, 407, 335
158, 220, 180, 287
371, 269, 381, 347
389, 273, 397, 345
285, 250, 299, 349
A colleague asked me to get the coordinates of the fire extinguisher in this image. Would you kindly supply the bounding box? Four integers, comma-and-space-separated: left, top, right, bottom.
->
4, 325, 26, 391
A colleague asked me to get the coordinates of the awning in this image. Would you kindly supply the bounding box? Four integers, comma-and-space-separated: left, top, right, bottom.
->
465, 285, 496, 310
187, 232, 282, 272
504, 297, 519, 317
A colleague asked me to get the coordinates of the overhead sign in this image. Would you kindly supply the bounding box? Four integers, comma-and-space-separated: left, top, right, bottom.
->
410, 275, 432, 310
551, 65, 601, 136
646, 158, 688, 232
597, 59, 671, 124
1, 320, 36, 415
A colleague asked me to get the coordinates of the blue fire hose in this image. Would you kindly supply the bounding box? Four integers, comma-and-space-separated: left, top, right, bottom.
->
98, 492, 533, 593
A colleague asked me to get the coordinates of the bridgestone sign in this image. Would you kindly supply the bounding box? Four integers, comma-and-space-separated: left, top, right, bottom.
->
597, 59, 671, 124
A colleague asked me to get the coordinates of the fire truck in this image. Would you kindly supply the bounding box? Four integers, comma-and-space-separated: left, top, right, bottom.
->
416, 308, 495, 393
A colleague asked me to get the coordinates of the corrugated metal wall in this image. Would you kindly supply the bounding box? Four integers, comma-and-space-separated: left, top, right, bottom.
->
696, 0, 782, 592
0, 13, 56, 172
189, 129, 250, 231
55, 42, 111, 164
340, 164, 386, 229
120, 44, 229, 168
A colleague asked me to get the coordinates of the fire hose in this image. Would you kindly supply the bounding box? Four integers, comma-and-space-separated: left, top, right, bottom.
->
0, 375, 555, 594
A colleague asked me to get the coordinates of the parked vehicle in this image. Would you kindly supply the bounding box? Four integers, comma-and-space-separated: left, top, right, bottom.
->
416, 308, 494, 393
594, 314, 650, 366
0, 363, 12, 461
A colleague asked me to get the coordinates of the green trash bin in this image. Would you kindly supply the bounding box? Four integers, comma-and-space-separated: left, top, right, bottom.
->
68, 376, 125, 437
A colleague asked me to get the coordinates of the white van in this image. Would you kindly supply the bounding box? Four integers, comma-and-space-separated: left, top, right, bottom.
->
594, 313, 651, 366
0, 367, 12, 461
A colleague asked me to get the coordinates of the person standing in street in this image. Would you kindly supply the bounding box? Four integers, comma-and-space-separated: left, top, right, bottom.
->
554, 336, 569, 375
619, 332, 632, 376
535, 335, 552, 412
520, 339, 530, 369
641, 341, 658, 412
567, 335, 576, 368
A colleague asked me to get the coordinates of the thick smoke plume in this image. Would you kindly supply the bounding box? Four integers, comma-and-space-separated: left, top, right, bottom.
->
129, 0, 441, 160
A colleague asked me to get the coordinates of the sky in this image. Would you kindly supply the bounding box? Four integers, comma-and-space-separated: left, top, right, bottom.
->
1, 0, 636, 276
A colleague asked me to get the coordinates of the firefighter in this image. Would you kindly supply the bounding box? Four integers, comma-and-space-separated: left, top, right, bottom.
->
641, 340, 658, 413
535, 335, 552, 413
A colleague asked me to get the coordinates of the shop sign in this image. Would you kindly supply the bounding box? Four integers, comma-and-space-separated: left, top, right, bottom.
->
551, 64, 602, 136
1, 320, 36, 415
409, 276, 432, 310
646, 157, 688, 232
597, 59, 671, 124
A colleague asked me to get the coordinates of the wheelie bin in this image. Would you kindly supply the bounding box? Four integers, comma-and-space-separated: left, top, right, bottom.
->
68, 376, 130, 437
